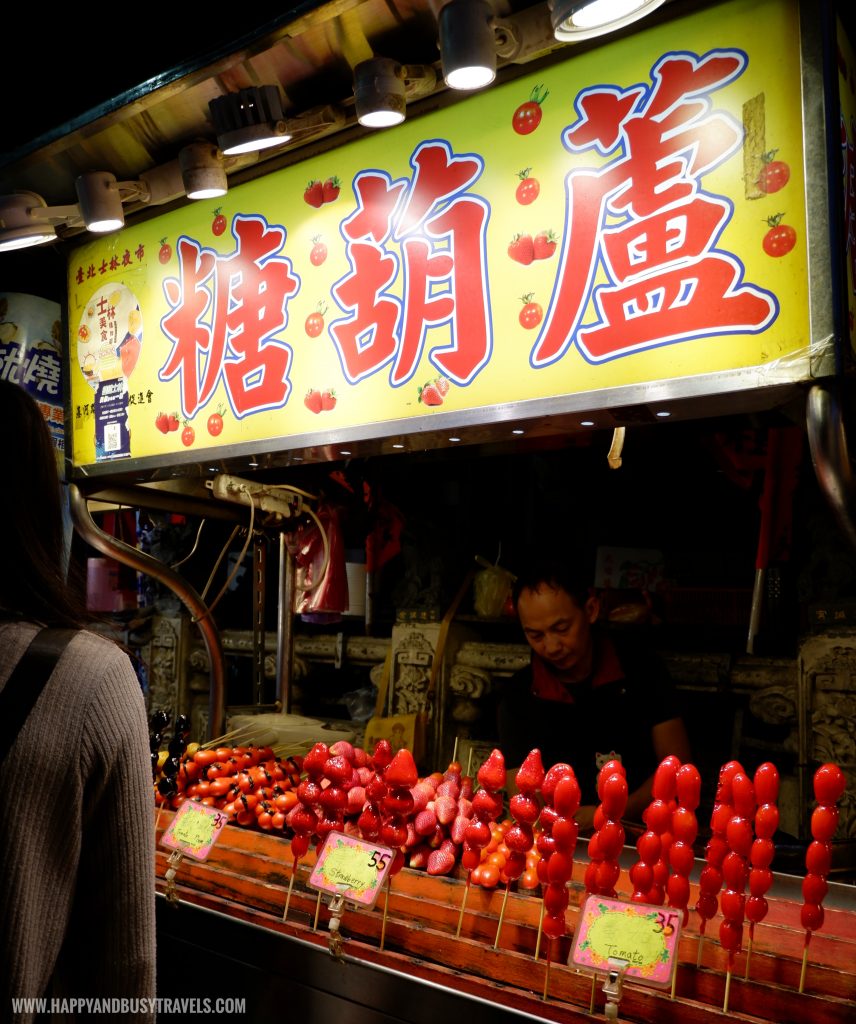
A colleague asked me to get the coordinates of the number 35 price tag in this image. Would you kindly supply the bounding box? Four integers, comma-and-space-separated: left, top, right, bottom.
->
160, 799, 228, 862
570, 895, 682, 989
308, 832, 395, 910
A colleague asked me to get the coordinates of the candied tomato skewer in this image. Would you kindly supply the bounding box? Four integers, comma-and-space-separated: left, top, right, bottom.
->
799, 762, 847, 993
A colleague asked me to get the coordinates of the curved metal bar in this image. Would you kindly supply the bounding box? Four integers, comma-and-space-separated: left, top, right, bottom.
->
68, 483, 225, 739
806, 382, 856, 552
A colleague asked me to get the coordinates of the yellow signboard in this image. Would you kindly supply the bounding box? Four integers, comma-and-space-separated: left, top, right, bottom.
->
67, 0, 816, 471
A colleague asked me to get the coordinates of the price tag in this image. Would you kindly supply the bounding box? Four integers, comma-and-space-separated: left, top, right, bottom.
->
570, 895, 682, 989
160, 799, 228, 861
308, 831, 395, 910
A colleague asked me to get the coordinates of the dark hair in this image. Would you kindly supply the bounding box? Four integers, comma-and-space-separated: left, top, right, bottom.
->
511, 558, 592, 609
0, 378, 93, 628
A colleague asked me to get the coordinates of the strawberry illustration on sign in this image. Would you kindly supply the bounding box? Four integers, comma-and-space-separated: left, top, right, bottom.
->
533, 230, 557, 260
434, 376, 450, 397
167, 412, 180, 432
155, 411, 170, 434
321, 389, 337, 411
322, 177, 341, 203
304, 389, 323, 414
508, 233, 535, 265
304, 180, 324, 207
418, 380, 443, 406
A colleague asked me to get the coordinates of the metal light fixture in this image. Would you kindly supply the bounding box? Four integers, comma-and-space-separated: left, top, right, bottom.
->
549, 0, 667, 41
179, 142, 228, 199
208, 86, 292, 156
75, 171, 126, 233
0, 191, 81, 252
354, 58, 406, 128
439, 0, 497, 91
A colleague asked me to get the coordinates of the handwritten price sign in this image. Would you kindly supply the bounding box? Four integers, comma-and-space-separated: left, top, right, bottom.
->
570, 895, 681, 988
160, 799, 228, 861
308, 832, 395, 909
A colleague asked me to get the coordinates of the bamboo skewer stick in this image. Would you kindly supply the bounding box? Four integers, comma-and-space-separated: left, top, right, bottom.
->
493, 883, 511, 949
313, 890, 322, 930
380, 876, 392, 951
533, 899, 545, 960
722, 956, 734, 1014
455, 874, 471, 938
744, 928, 754, 981
589, 971, 597, 1014
542, 938, 553, 1001
798, 934, 811, 993
670, 962, 678, 1000
283, 860, 298, 921
696, 930, 705, 968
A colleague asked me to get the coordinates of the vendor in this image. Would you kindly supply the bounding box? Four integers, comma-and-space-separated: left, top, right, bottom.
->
496, 560, 691, 830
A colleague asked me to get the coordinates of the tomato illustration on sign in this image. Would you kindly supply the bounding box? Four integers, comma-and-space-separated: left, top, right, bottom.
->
211, 209, 227, 236
757, 150, 790, 194
207, 405, 226, 436
519, 294, 543, 330
158, 238, 172, 264
512, 85, 548, 135
310, 235, 328, 266
305, 302, 327, 337
515, 168, 540, 205
762, 213, 796, 257
181, 423, 196, 447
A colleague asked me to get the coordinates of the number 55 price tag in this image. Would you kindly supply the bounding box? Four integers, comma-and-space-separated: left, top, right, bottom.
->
308, 831, 395, 910
570, 895, 682, 989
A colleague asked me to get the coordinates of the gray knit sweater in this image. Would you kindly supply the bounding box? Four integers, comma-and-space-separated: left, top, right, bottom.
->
0, 621, 156, 1022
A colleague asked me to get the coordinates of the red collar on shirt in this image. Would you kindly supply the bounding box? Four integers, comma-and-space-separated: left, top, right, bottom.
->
530, 633, 623, 703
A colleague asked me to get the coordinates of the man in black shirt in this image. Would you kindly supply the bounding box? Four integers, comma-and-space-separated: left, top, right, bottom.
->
496, 561, 691, 829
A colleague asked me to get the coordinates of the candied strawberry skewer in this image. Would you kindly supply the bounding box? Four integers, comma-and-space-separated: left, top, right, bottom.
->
744, 761, 779, 979
720, 769, 755, 1013
585, 760, 627, 898
799, 762, 847, 993
282, 741, 329, 920
493, 749, 545, 949
456, 748, 506, 937
375, 747, 420, 950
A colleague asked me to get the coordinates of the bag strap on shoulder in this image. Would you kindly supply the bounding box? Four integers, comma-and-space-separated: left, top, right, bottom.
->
0, 627, 78, 767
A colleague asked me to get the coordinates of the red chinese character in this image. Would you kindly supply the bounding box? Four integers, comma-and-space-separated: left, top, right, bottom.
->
160, 216, 298, 418
331, 142, 490, 386
533, 51, 777, 367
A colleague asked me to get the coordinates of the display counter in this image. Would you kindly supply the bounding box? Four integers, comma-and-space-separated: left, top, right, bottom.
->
154, 810, 855, 1022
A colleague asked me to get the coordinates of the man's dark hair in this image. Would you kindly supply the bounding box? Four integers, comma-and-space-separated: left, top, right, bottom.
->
511, 558, 592, 609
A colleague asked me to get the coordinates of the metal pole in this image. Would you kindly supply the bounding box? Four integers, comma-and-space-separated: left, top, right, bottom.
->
68, 483, 226, 739
276, 532, 296, 714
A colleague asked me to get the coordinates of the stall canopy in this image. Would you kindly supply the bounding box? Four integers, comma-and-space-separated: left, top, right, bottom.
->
0, 0, 854, 482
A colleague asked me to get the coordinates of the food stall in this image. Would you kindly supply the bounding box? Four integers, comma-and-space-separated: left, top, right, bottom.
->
8, 0, 856, 1018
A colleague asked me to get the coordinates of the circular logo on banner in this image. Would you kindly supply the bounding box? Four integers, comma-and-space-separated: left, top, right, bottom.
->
77, 283, 142, 390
